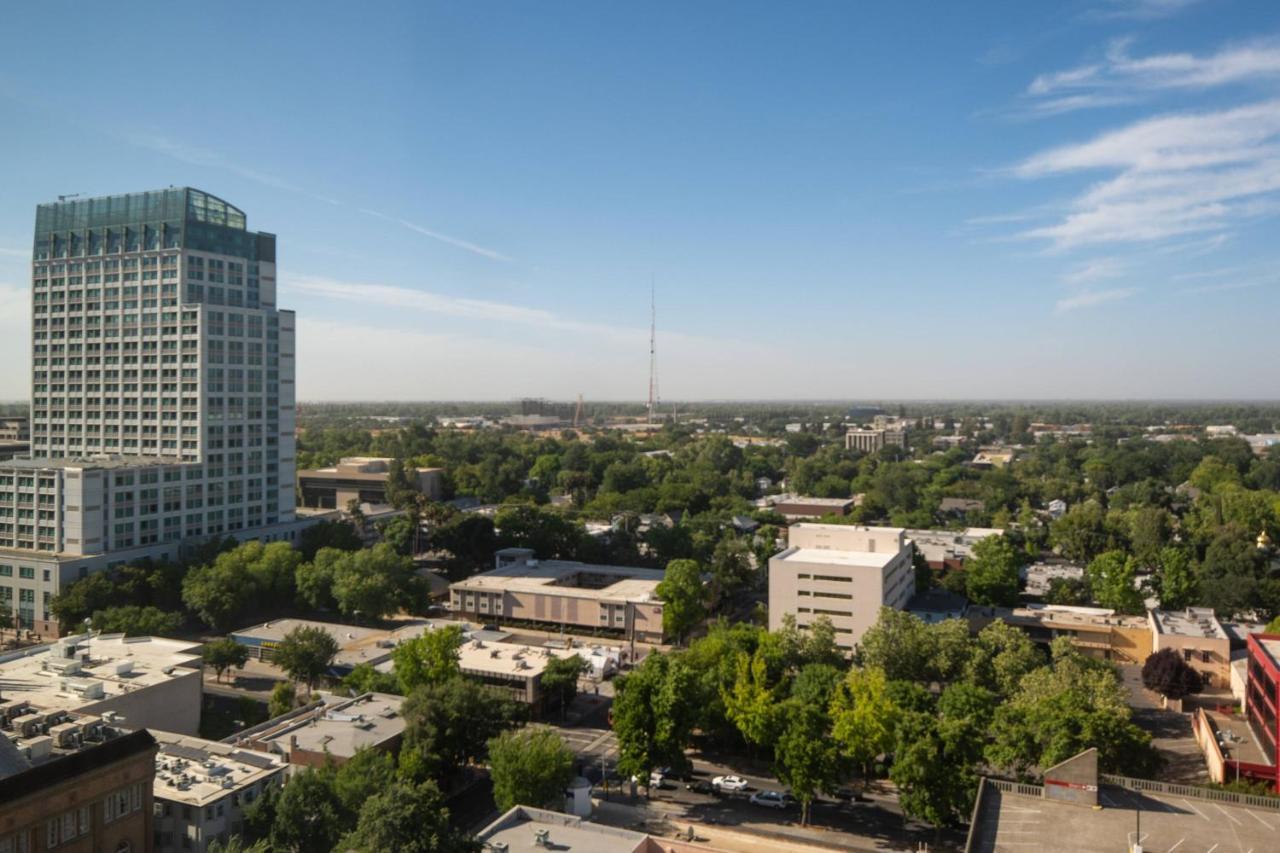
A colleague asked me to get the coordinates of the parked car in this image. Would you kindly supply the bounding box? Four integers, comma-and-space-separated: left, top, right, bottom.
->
712, 775, 749, 792
749, 790, 796, 809
686, 779, 720, 796
835, 786, 870, 803
649, 769, 668, 788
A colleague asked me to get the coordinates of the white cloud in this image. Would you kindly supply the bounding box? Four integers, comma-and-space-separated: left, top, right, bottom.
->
357, 209, 510, 262
1055, 287, 1138, 312
1011, 100, 1280, 249
1094, 0, 1206, 20
122, 131, 302, 193
284, 273, 637, 339
1062, 257, 1127, 284
1029, 37, 1280, 102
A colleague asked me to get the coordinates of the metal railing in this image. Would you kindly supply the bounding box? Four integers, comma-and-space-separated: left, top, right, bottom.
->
987, 778, 1046, 798
1100, 774, 1280, 811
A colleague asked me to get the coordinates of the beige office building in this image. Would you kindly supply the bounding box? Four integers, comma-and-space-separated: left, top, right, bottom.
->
296, 457, 444, 509
845, 427, 907, 453
768, 524, 914, 651
450, 549, 667, 644
1149, 607, 1231, 687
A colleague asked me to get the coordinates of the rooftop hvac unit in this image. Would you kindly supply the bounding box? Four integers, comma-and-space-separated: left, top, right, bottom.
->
50, 722, 81, 748
25, 735, 52, 762
20, 715, 48, 738
114, 660, 133, 676
46, 657, 82, 677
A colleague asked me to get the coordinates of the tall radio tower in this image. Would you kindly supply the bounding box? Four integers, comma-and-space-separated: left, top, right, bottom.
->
647, 282, 659, 425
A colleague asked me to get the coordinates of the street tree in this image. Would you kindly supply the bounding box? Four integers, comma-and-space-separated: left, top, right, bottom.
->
891, 712, 983, 833
488, 727, 576, 812
829, 666, 899, 783
273, 625, 339, 693
339, 780, 476, 853
203, 637, 249, 683
613, 653, 698, 788
1086, 551, 1144, 614
773, 700, 840, 826
655, 559, 706, 644
392, 624, 463, 693
540, 654, 589, 719
399, 678, 521, 787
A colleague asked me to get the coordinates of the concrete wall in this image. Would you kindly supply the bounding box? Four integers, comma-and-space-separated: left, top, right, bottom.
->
1043, 748, 1099, 807
1192, 708, 1227, 784
82, 667, 203, 737
1152, 631, 1231, 687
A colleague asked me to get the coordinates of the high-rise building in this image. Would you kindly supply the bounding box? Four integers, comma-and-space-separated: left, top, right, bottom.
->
2, 189, 312, 637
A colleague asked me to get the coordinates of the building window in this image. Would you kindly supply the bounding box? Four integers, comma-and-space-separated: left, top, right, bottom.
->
1183, 649, 1193, 663
1201, 650, 1212, 664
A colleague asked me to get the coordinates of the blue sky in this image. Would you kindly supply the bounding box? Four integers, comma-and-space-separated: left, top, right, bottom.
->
1, 0, 1278, 400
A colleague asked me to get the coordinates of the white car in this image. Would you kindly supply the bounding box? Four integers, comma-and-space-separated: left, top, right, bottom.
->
750, 790, 795, 809
648, 769, 667, 788
712, 774, 749, 792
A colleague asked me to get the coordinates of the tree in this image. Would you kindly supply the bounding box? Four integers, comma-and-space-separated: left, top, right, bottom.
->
856, 608, 934, 682
342, 662, 402, 696
207, 838, 270, 853
399, 678, 520, 787
269, 767, 345, 853
829, 666, 900, 783
965, 535, 1022, 607
89, 605, 182, 637
332, 747, 397, 819
964, 621, 1043, 698
330, 543, 415, 621
614, 653, 698, 788
1129, 507, 1172, 568
339, 780, 476, 853
774, 700, 840, 826
295, 547, 345, 611
298, 519, 362, 561
488, 727, 576, 812
1044, 576, 1091, 606
1086, 551, 1144, 614
723, 649, 786, 750
377, 513, 418, 556
1155, 547, 1197, 611
1142, 648, 1204, 700
655, 559, 706, 644
392, 624, 463, 693
182, 541, 301, 630
383, 458, 422, 509
1051, 501, 1109, 563
541, 654, 588, 719
268, 681, 298, 718
203, 637, 250, 683
273, 625, 339, 693
891, 711, 983, 832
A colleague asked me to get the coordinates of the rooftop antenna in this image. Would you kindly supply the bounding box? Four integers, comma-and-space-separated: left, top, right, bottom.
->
647, 280, 658, 425
57, 194, 81, 202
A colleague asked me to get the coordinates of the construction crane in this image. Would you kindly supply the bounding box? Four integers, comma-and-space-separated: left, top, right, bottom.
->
647, 282, 658, 425
573, 394, 585, 428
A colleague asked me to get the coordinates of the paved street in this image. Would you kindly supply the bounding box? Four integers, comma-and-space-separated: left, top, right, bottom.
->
556, 721, 964, 851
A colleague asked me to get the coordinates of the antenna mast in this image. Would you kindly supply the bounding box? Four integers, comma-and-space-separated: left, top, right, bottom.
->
647, 281, 658, 425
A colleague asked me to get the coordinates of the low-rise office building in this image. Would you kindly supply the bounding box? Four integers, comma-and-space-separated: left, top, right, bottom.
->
233, 692, 404, 769
1021, 561, 1085, 598
0, 418, 29, 443
768, 524, 915, 651
979, 604, 1152, 665
1242, 632, 1280, 787
0, 633, 204, 735
1150, 607, 1231, 687
151, 730, 287, 853
845, 426, 908, 454
450, 550, 667, 644
906, 527, 1002, 571
477, 805, 732, 853
297, 456, 443, 509
0, 728, 156, 853
768, 495, 856, 521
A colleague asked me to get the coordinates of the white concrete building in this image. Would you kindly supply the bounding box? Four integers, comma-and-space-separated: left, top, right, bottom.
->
150, 730, 287, 853
0, 634, 204, 736
4, 188, 315, 637
768, 524, 915, 651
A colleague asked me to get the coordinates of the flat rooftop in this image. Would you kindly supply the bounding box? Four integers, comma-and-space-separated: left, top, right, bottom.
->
777, 547, 897, 570
452, 636, 581, 680
0, 635, 202, 713
1005, 604, 1149, 630
1260, 636, 1280, 670
451, 560, 664, 603
477, 806, 648, 853
1152, 608, 1228, 640
243, 692, 404, 760
152, 731, 285, 807
772, 495, 855, 507
0, 455, 185, 471
968, 784, 1279, 853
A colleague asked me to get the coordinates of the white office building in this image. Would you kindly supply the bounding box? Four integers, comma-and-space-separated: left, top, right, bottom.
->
2, 189, 312, 637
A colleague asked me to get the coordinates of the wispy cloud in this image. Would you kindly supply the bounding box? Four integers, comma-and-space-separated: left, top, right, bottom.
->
123, 131, 303, 193
1011, 100, 1280, 249
1062, 257, 1127, 284
1055, 287, 1139, 312
357, 209, 511, 262
1028, 37, 1280, 106
1179, 279, 1267, 294
0, 247, 29, 258
285, 273, 633, 339
1092, 0, 1206, 21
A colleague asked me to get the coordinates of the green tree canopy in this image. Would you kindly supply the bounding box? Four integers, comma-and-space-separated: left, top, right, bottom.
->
488, 727, 576, 813
965, 535, 1022, 607
655, 558, 707, 644
203, 637, 250, 683
273, 625, 339, 692
392, 624, 463, 693
339, 780, 476, 853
